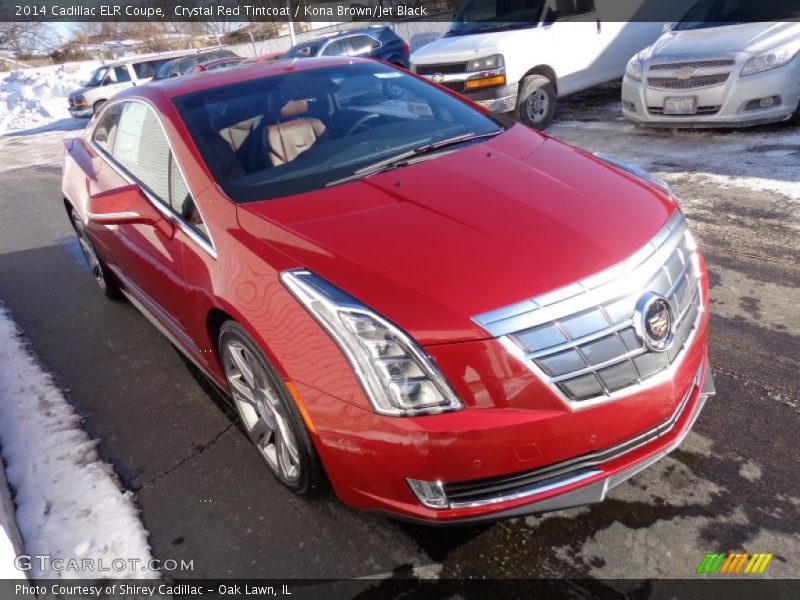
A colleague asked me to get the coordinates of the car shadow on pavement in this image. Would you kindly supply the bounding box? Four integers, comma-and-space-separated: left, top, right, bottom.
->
3, 117, 88, 137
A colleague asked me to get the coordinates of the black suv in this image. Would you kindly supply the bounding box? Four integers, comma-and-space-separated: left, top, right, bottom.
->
284, 27, 410, 68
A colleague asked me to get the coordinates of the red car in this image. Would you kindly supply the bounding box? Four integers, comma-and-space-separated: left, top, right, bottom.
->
61, 57, 714, 524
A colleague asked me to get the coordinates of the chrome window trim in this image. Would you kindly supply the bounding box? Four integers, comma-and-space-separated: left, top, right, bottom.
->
87, 97, 218, 260
474, 211, 705, 410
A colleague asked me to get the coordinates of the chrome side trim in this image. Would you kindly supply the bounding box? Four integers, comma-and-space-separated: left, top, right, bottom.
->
87, 97, 218, 260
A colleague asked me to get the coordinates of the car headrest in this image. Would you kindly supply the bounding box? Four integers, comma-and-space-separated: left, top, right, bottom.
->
280, 99, 309, 118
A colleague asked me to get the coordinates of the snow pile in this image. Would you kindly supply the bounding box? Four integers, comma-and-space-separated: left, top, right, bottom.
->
0, 465, 26, 579
0, 306, 157, 579
0, 61, 99, 133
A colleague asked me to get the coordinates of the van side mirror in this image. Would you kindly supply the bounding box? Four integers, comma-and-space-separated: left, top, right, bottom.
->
87, 184, 162, 227
663, 22, 676, 34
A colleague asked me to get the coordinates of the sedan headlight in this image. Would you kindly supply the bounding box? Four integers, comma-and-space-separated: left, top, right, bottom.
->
281, 270, 463, 417
625, 55, 644, 82
741, 40, 800, 77
594, 153, 676, 199
467, 54, 504, 72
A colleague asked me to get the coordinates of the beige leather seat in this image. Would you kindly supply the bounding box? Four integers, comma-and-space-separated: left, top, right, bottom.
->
266, 100, 326, 166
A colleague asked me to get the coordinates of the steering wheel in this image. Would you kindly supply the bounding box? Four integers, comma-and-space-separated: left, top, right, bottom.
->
343, 113, 381, 137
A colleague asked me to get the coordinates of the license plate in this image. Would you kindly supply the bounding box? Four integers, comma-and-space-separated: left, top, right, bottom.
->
663, 96, 697, 115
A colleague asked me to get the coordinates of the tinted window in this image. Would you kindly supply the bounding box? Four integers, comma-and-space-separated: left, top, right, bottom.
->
322, 39, 349, 56
170, 155, 208, 238
285, 44, 319, 58
676, 0, 800, 29
450, 0, 545, 35
92, 103, 124, 152
111, 66, 132, 83
133, 59, 170, 80
175, 62, 503, 203
545, 0, 596, 20
155, 60, 175, 80
348, 35, 379, 56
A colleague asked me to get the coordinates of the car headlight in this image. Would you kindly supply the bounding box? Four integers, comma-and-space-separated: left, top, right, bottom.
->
625, 55, 643, 82
467, 54, 504, 72
741, 40, 800, 77
594, 153, 676, 199
281, 270, 463, 417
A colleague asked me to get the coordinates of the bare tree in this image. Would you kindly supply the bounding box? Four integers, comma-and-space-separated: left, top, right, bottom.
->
0, 22, 52, 58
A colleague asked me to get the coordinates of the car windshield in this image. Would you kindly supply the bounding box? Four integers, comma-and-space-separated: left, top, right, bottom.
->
448, 0, 544, 36
154, 60, 176, 80
175, 62, 504, 203
86, 66, 108, 87
676, 0, 800, 30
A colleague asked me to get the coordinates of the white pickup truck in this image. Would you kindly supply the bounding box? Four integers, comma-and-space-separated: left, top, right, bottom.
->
411, 0, 682, 128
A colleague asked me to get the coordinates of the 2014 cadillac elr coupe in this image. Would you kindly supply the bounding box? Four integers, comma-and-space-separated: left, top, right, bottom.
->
61, 57, 715, 524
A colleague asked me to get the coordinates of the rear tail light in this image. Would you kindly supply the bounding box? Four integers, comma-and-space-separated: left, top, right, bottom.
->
402, 43, 409, 54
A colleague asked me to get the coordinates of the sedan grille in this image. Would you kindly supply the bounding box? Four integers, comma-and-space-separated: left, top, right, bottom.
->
648, 105, 721, 116
474, 212, 703, 406
415, 62, 467, 75
647, 73, 729, 90
649, 59, 734, 71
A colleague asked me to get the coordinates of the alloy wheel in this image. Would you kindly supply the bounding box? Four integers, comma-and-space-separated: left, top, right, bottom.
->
223, 340, 302, 483
72, 213, 108, 292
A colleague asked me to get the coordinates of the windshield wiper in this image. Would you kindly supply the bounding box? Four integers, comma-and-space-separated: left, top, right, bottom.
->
326, 131, 501, 187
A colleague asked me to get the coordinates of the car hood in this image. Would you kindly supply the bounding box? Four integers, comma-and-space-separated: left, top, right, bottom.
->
238, 125, 675, 346
69, 85, 94, 99
411, 29, 530, 64
649, 22, 800, 58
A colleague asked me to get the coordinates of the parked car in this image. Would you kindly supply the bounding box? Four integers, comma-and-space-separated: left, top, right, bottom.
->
622, 0, 800, 127
192, 57, 246, 73
68, 51, 195, 118
410, 0, 669, 129
153, 49, 239, 81
61, 57, 714, 524
283, 26, 410, 68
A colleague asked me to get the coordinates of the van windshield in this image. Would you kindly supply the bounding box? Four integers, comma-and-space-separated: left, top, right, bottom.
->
86, 67, 108, 87
447, 0, 544, 36
675, 0, 800, 30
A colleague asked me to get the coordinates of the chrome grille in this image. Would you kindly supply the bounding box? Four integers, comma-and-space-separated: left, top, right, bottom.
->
649, 59, 734, 70
647, 73, 729, 90
648, 105, 721, 116
474, 212, 703, 407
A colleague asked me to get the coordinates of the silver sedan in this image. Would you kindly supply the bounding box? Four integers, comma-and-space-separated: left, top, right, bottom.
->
622, 21, 800, 128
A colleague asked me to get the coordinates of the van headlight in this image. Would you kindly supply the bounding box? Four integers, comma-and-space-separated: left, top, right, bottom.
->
281, 270, 463, 417
626, 55, 644, 82
741, 40, 800, 77
467, 54, 503, 72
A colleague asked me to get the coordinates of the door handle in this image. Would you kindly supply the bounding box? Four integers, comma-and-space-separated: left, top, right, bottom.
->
597, 18, 602, 33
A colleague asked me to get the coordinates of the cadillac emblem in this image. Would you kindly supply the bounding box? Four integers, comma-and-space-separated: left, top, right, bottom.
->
634, 292, 675, 352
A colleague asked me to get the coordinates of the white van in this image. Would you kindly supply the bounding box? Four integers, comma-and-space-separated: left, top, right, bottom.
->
67, 50, 197, 118
411, 0, 681, 128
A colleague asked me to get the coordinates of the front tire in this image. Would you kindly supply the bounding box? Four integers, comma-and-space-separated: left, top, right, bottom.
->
219, 321, 323, 495
516, 75, 557, 130
70, 208, 120, 300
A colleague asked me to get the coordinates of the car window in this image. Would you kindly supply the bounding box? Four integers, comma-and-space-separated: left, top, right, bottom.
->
111, 66, 132, 83
322, 39, 349, 56
111, 101, 210, 240
155, 61, 174, 80
450, 0, 545, 35
286, 44, 316, 58
544, 0, 596, 21
176, 62, 503, 203
178, 58, 198, 75
92, 103, 124, 153
348, 35, 379, 56
133, 59, 168, 80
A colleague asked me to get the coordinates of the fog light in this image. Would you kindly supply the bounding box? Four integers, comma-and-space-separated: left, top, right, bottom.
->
623, 100, 637, 113
744, 96, 781, 111
407, 478, 448, 509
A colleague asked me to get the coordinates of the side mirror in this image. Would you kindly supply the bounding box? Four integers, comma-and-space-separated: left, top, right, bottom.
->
87, 184, 162, 227
663, 22, 676, 34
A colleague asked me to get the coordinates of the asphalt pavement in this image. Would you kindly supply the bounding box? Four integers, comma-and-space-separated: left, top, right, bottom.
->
0, 95, 797, 583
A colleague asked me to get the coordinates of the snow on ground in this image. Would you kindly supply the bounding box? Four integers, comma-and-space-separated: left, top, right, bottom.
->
0, 60, 99, 134
0, 463, 26, 579
0, 305, 157, 579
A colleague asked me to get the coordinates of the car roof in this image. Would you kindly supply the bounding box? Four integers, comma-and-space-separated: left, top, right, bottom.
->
130, 56, 360, 99
103, 49, 197, 66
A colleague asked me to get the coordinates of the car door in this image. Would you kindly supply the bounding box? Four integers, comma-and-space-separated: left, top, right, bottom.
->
539, 0, 604, 94
101, 65, 133, 96
100, 100, 203, 340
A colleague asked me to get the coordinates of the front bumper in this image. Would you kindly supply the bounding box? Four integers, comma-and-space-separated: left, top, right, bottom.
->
622, 62, 800, 128
68, 105, 93, 118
